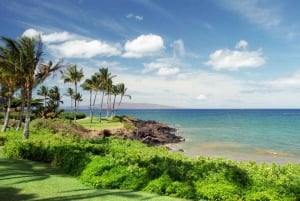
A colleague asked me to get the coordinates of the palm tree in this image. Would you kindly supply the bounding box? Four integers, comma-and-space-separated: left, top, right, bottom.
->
81, 74, 102, 123
46, 86, 63, 118
61, 65, 84, 122
65, 87, 74, 110
81, 78, 93, 122
74, 93, 83, 112
111, 84, 120, 117
1, 36, 65, 138
115, 83, 131, 115
21, 38, 65, 139
0, 37, 22, 132
96, 68, 115, 122
37, 85, 48, 107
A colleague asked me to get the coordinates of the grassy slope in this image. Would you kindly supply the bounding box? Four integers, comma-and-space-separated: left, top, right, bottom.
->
77, 117, 124, 130
0, 147, 187, 201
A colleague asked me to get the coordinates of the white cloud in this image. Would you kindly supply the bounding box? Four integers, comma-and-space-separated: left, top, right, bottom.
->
42, 31, 77, 43
219, 0, 281, 28
206, 40, 265, 71
48, 40, 121, 58
143, 58, 181, 76
22, 28, 41, 39
171, 39, 185, 57
235, 40, 248, 50
126, 13, 143, 21
122, 34, 164, 58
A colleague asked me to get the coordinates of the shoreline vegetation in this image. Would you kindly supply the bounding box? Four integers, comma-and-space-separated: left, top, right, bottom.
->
1, 116, 300, 200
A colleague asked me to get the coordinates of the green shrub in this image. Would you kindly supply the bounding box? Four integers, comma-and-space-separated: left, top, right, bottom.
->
60, 112, 86, 120
3, 127, 300, 201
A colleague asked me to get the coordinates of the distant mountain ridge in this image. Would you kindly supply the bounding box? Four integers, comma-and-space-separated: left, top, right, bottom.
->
63, 102, 176, 110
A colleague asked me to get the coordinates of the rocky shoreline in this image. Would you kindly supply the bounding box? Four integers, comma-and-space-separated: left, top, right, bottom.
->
100, 118, 185, 146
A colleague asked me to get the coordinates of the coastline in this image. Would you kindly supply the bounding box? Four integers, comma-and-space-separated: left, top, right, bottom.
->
165, 141, 300, 165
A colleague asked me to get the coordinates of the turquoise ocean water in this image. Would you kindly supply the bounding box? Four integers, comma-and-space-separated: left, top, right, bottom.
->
81, 109, 300, 163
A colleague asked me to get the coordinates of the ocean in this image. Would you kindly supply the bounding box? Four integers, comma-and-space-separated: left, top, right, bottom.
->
79, 109, 300, 164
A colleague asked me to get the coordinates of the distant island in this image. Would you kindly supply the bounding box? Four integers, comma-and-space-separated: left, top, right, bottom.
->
64, 102, 177, 110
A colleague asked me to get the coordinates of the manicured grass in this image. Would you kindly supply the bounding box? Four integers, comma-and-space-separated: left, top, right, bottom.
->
0, 147, 187, 201
77, 117, 124, 130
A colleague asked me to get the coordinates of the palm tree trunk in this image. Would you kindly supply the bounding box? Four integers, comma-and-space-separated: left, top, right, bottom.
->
23, 87, 32, 139
115, 95, 124, 116
1, 95, 12, 132
99, 91, 105, 122
16, 94, 25, 131
112, 94, 117, 117
89, 90, 92, 124
91, 91, 97, 123
74, 82, 77, 122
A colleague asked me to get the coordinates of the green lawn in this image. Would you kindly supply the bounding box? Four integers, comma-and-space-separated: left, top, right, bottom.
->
0, 147, 187, 201
77, 117, 124, 130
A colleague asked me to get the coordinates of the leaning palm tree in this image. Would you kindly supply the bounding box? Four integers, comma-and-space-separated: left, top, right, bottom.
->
4, 36, 65, 139
115, 83, 131, 115
61, 65, 84, 122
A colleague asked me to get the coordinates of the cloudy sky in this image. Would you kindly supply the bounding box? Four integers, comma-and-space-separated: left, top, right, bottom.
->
1, 0, 300, 108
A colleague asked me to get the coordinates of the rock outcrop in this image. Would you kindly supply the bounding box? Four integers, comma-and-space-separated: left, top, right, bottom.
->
99, 118, 185, 146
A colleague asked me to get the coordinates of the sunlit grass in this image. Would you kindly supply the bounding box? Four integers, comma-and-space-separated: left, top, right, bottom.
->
0, 147, 187, 201
77, 117, 124, 130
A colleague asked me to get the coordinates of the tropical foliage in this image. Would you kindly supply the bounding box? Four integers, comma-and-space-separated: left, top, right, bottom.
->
0, 36, 65, 138
2, 126, 300, 201
0, 34, 131, 138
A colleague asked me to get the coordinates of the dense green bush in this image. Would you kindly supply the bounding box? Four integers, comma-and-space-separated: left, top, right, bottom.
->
60, 112, 86, 120
2, 129, 300, 201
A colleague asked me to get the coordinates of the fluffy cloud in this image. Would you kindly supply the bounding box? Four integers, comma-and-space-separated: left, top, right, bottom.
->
48, 40, 121, 58
206, 40, 266, 71
22, 28, 41, 39
235, 40, 248, 50
122, 34, 164, 58
143, 58, 180, 76
22, 28, 122, 59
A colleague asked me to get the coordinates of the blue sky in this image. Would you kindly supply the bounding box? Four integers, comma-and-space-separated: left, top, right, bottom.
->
1, 0, 300, 108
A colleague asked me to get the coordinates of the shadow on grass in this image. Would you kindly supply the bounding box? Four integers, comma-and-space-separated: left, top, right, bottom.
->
0, 157, 53, 185
0, 155, 180, 201
0, 187, 37, 200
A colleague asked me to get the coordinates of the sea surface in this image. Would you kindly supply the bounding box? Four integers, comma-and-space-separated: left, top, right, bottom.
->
80, 109, 300, 164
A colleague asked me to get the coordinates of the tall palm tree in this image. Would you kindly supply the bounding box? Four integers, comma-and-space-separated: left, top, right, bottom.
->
96, 68, 115, 122
115, 83, 131, 115
61, 65, 84, 122
111, 84, 120, 117
21, 38, 65, 139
